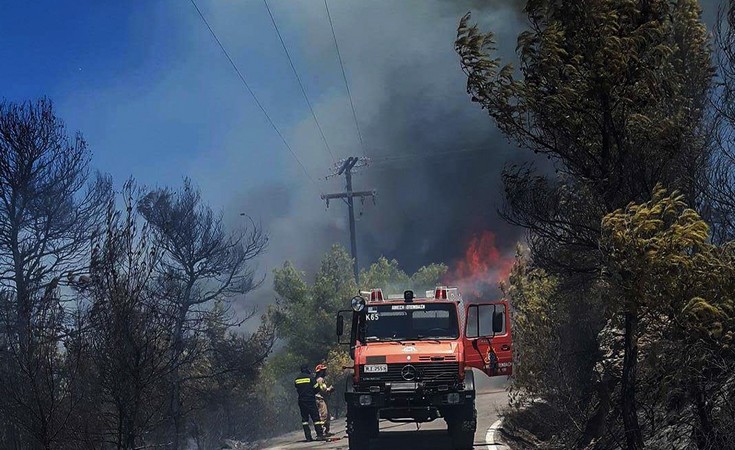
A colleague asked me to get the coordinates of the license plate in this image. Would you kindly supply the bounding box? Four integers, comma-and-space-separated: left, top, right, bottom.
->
364, 364, 388, 373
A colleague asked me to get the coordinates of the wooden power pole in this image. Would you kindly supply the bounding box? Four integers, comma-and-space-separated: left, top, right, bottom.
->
321, 157, 375, 283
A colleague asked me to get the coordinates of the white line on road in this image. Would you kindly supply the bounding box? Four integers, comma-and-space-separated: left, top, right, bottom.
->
485, 419, 506, 450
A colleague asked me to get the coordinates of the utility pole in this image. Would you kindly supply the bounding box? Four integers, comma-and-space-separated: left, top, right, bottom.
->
322, 157, 375, 283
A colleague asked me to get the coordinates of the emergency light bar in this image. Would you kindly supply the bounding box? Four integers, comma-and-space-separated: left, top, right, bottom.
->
430, 286, 462, 301
363, 287, 461, 302
360, 288, 384, 301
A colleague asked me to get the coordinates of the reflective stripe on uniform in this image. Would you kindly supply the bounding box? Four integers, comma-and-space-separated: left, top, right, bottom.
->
314, 421, 324, 425
313, 383, 320, 388
295, 378, 311, 384
302, 422, 309, 425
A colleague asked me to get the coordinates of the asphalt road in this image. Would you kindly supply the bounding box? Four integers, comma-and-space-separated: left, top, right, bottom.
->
258, 371, 509, 450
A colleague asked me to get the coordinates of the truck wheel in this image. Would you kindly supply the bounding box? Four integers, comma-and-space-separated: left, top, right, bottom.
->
449, 402, 476, 450
347, 406, 373, 450
370, 414, 380, 437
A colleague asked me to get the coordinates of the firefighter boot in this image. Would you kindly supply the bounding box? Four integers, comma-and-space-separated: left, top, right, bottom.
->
314, 423, 325, 440
302, 423, 313, 442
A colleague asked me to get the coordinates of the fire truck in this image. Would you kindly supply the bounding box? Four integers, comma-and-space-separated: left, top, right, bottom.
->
335, 286, 512, 450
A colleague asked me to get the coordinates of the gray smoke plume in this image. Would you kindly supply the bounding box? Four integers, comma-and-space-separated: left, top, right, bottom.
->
217, 0, 527, 318
223, 0, 722, 318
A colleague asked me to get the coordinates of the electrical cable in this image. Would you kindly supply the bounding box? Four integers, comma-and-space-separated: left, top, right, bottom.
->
263, 0, 336, 163
324, 0, 367, 156
189, 0, 317, 185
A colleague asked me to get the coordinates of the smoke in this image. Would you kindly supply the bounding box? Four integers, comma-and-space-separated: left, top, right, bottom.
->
226, 0, 723, 318
217, 0, 529, 317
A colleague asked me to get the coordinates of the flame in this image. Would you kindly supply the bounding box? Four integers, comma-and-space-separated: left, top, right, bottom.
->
444, 231, 514, 298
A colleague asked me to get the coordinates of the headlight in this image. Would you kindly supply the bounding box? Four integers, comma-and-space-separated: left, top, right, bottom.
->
351, 296, 366, 312
359, 395, 372, 406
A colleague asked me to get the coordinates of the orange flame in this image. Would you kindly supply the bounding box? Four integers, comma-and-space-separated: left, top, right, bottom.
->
444, 231, 514, 298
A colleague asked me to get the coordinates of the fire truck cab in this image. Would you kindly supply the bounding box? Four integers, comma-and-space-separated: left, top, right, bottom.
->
336, 287, 512, 450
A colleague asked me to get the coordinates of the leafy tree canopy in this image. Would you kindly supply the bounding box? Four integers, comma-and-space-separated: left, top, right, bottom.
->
359, 256, 448, 294
601, 186, 735, 350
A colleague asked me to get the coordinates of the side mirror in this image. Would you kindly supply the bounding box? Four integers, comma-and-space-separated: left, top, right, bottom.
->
336, 310, 353, 345
492, 310, 504, 334
337, 315, 345, 337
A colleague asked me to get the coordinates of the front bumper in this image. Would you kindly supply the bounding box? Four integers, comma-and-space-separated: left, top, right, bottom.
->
345, 382, 475, 409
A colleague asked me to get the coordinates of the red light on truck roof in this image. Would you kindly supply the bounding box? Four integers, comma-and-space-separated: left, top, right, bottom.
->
432, 286, 462, 301
370, 288, 384, 301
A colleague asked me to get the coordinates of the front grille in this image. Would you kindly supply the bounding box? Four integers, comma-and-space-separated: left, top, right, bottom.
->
360, 362, 459, 382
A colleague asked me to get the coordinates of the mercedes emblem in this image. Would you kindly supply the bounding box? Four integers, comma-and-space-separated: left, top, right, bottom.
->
401, 364, 417, 381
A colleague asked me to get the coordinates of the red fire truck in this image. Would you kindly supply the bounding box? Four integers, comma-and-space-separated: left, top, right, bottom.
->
336, 286, 512, 450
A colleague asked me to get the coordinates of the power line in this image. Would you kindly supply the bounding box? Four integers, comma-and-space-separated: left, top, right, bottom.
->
263, 0, 336, 163
324, 0, 366, 156
188, 0, 316, 185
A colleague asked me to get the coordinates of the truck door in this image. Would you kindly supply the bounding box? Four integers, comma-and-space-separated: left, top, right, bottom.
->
463, 300, 512, 377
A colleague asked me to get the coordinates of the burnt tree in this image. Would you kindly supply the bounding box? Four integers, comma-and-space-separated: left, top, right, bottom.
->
137, 179, 267, 449
0, 98, 111, 449
77, 181, 179, 450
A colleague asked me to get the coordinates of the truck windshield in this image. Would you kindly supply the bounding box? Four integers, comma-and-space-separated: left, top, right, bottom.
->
364, 303, 459, 341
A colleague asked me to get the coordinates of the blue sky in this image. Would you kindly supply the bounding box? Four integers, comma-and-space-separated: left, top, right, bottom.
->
2, 0, 386, 319
0, 0, 346, 201
3, 0, 717, 208
0, 0, 519, 237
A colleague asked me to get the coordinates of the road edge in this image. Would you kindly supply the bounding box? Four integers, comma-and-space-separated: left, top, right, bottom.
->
485, 419, 508, 450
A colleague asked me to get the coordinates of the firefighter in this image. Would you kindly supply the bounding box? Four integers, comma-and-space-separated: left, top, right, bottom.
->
314, 364, 335, 436
294, 364, 325, 441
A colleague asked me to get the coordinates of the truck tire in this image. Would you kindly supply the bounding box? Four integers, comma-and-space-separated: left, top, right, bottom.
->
369, 414, 379, 437
448, 402, 476, 450
347, 406, 374, 450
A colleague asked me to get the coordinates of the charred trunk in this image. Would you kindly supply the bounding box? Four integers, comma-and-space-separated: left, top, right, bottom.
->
621, 310, 644, 450
691, 381, 715, 449
168, 303, 189, 450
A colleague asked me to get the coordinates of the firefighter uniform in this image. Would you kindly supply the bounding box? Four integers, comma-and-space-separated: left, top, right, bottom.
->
314, 364, 334, 435
294, 366, 324, 441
